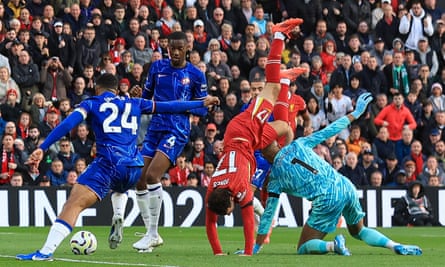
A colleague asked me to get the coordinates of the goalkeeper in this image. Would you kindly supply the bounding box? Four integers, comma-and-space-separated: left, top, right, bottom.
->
251, 93, 422, 256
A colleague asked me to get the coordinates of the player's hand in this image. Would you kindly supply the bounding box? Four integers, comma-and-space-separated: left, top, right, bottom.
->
203, 95, 220, 106
27, 148, 44, 165
351, 93, 373, 119
234, 244, 262, 255
129, 86, 142, 98
214, 253, 228, 256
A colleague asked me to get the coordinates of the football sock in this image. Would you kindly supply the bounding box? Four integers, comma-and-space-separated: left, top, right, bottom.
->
136, 189, 151, 232
273, 81, 290, 122
265, 34, 284, 83
357, 227, 391, 248
111, 192, 128, 218
297, 239, 329, 254
148, 183, 163, 238
253, 197, 264, 216
40, 219, 72, 255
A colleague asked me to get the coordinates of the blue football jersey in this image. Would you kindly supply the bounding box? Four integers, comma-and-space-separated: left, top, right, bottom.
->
79, 92, 157, 167
143, 59, 208, 135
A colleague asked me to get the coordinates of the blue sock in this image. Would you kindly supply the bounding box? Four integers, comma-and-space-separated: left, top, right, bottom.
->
357, 227, 390, 248
297, 239, 328, 254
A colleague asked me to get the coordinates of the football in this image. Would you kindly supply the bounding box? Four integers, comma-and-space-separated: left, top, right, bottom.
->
70, 230, 97, 255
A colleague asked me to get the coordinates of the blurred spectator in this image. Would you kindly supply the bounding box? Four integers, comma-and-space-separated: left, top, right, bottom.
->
330, 54, 353, 91
402, 140, 426, 178
0, 134, 27, 186
416, 37, 439, 78
383, 51, 410, 98
0, 89, 21, 122
373, 126, 395, 161
403, 160, 418, 184
24, 124, 40, 155
16, 111, 31, 140
45, 158, 68, 186
200, 161, 215, 187
395, 127, 414, 163
72, 123, 93, 160
168, 154, 192, 186
331, 154, 344, 171
306, 95, 327, 132
74, 158, 87, 177
394, 181, 440, 226
57, 137, 80, 172
9, 172, 23, 186
186, 172, 199, 187
248, 50, 266, 82
428, 175, 443, 187
339, 151, 369, 187
417, 100, 435, 141
369, 170, 383, 187
345, 124, 367, 156
399, 0, 434, 51
128, 34, 152, 66
210, 109, 227, 140
68, 77, 88, 107
160, 173, 171, 187
235, 0, 254, 36
423, 128, 442, 156
325, 83, 353, 140
375, 3, 399, 51
320, 40, 336, 74
374, 93, 417, 142
0, 66, 20, 104
25, 92, 48, 125
387, 169, 409, 187
238, 39, 257, 78
342, 0, 371, 34
75, 26, 102, 75
12, 49, 39, 97
47, 20, 76, 72
62, 170, 78, 187
428, 83, 445, 114
189, 137, 205, 174
381, 152, 401, 185
206, 139, 223, 167
433, 140, 445, 168
40, 56, 72, 102
207, 50, 232, 87
417, 155, 445, 185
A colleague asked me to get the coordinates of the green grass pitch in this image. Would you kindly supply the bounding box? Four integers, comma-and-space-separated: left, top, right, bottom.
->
0, 226, 443, 267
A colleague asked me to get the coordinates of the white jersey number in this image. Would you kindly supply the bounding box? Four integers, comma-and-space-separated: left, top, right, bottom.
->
213, 151, 237, 177
100, 102, 138, 135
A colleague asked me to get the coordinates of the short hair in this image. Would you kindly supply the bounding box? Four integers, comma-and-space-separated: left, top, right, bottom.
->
168, 31, 187, 42
207, 188, 232, 216
96, 73, 118, 91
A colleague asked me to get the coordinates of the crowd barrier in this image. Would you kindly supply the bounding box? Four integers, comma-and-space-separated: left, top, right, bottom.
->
1, 187, 444, 227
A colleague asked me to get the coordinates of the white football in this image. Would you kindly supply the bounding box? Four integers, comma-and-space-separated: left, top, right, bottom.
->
70, 230, 97, 255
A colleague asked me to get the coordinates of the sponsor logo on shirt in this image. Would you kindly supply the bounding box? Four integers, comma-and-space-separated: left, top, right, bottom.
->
181, 78, 190, 85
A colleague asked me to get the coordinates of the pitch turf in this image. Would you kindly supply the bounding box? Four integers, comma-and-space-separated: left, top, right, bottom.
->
1, 226, 443, 267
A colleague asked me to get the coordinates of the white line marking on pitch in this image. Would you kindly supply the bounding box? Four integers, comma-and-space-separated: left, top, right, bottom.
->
0, 255, 180, 267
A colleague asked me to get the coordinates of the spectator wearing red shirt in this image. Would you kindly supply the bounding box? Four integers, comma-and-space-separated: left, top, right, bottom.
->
374, 92, 417, 142
168, 154, 193, 186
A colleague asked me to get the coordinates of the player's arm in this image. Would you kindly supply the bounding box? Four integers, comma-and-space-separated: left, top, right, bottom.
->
302, 93, 373, 148
205, 207, 225, 255
150, 96, 219, 114
189, 70, 209, 116
29, 110, 85, 163
239, 202, 255, 256
141, 63, 156, 99
256, 194, 280, 247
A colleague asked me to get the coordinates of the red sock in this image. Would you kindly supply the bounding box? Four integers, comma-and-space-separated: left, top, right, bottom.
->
273, 82, 289, 122
265, 38, 283, 83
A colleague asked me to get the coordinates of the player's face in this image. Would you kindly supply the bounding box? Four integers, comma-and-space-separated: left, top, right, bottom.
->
168, 39, 187, 68
225, 197, 235, 215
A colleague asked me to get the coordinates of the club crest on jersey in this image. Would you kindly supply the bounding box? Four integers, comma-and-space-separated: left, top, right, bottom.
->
236, 190, 247, 201
181, 77, 190, 85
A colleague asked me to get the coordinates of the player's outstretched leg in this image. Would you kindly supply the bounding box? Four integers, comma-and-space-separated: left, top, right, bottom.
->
261, 18, 304, 105
353, 226, 422, 255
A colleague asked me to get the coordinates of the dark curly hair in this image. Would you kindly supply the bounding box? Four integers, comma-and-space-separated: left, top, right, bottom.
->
207, 188, 232, 216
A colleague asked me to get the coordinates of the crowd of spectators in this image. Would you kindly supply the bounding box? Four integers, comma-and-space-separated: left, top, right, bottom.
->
1, 0, 445, 189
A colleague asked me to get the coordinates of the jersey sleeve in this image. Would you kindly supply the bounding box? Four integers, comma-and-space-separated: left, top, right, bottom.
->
39, 110, 86, 151
138, 98, 206, 114
300, 116, 351, 148
257, 196, 279, 235
205, 207, 224, 255
189, 68, 209, 116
